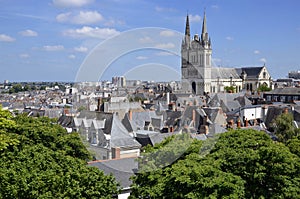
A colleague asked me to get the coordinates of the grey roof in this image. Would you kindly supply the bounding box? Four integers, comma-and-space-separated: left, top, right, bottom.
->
89, 157, 138, 188
208, 93, 251, 113
110, 114, 141, 148
211, 67, 240, 79
265, 87, 300, 95
235, 66, 263, 78
131, 111, 160, 129
151, 117, 163, 130
122, 113, 137, 133
207, 123, 227, 137
92, 119, 106, 129
78, 111, 113, 134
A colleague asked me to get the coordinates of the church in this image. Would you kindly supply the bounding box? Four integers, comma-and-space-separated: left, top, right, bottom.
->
181, 12, 272, 95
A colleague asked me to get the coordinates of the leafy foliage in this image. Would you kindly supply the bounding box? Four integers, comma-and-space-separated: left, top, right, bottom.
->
130, 129, 300, 198
224, 86, 236, 93
0, 108, 120, 198
258, 84, 272, 92
273, 112, 300, 143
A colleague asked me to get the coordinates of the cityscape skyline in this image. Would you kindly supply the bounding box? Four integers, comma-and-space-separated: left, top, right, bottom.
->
0, 0, 300, 82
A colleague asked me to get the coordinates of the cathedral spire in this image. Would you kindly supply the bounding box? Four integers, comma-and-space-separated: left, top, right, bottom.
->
185, 14, 190, 36
202, 10, 207, 35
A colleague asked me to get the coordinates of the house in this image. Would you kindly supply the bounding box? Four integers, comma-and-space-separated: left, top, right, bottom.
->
89, 157, 138, 199
263, 87, 300, 102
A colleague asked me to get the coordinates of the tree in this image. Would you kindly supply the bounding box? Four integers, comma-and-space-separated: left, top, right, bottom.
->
130, 129, 300, 198
273, 112, 300, 143
258, 84, 271, 92
224, 86, 236, 93
0, 108, 120, 198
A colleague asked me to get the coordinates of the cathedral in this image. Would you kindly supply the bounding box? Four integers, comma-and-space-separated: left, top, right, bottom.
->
181, 12, 272, 95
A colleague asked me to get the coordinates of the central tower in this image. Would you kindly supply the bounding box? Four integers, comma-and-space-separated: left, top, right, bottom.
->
181, 12, 212, 95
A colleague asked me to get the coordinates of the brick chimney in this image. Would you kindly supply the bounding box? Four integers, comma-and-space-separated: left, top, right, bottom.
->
245, 119, 248, 127
128, 110, 133, 121
237, 119, 241, 128
112, 147, 121, 159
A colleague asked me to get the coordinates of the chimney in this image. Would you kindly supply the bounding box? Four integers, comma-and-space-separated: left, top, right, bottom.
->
283, 108, 289, 114
245, 119, 248, 127
112, 147, 121, 159
169, 126, 174, 133
97, 97, 102, 111
166, 92, 170, 105
237, 119, 241, 128
129, 110, 133, 121
192, 109, 196, 126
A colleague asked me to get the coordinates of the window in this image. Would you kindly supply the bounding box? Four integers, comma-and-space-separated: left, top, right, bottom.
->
263, 72, 266, 79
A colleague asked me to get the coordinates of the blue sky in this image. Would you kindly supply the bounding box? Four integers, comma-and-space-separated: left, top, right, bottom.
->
0, 0, 299, 82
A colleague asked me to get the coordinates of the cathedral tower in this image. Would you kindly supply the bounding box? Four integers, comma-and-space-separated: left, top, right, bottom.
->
181, 11, 212, 95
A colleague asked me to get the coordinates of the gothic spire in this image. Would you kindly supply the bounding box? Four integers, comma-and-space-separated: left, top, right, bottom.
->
202, 10, 207, 35
185, 14, 190, 36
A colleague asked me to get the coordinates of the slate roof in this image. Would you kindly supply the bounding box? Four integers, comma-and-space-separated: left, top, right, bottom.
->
78, 111, 113, 134
110, 113, 141, 148
135, 130, 173, 146
131, 111, 161, 129
58, 115, 73, 128
264, 87, 300, 95
235, 66, 263, 78
121, 113, 136, 133
208, 93, 251, 113
89, 157, 138, 189
211, 67, 241, 79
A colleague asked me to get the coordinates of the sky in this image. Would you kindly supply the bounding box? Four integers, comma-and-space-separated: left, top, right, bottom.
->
0, 0, 300, 82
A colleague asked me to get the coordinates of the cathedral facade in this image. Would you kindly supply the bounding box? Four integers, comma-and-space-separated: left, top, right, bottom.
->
181, 12, 272, 95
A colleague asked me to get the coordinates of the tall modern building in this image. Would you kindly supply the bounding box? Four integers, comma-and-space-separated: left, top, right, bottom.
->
181, 12, 272, 94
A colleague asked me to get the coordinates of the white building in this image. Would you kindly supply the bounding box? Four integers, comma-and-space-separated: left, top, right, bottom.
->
181, 12, 272, 94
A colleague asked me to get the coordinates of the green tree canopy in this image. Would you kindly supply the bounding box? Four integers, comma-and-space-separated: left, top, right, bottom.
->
130, 129, 300, 198
0, 108, 120, 198
273, 112, 300, 143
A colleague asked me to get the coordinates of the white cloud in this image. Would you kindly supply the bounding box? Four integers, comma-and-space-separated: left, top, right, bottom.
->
155, 42, 175, 49
226, 36, 234, 41
19, 53, 30, 58
136, 56, 148, 60
19, 29, 38, 37
211, 5, 219, 9
155, 6, 176, 12
69, 54, 76, 59
43, 45, 64, 51
139, 36, 152, 43
160, 30, 175, 37
104, 18, 125, 27
259, 58, 267, 63
56, 11, 103, 24
0, 34, 15, 42
156, 51, 173, 56
53, 0, 93, 7
63, 26, 120, 39
189, 14, 201, 22
254, 50, 260, 54
74, 46, 88, 52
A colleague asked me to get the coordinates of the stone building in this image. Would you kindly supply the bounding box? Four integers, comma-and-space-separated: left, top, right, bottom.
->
181, 12, 272, 94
